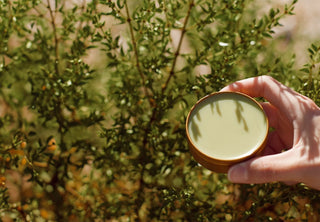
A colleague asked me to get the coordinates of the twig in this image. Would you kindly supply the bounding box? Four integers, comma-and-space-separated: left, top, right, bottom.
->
161, 0, 194, 94
124, 2, 152, 106
75, 0, 87, 40
47, 0, 60, 76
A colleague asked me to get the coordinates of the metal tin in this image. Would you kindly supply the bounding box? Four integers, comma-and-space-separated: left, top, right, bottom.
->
186, 92, 269, 173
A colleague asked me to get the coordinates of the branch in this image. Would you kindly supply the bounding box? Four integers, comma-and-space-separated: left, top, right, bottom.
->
124, 2, 152, 106
47, 0, 60, 76
161, 0, 194, 94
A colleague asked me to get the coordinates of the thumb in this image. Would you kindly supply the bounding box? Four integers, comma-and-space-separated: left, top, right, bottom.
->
228, 150, 298, 184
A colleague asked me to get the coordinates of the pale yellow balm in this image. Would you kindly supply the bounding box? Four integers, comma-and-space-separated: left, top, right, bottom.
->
186, 92, 268, 173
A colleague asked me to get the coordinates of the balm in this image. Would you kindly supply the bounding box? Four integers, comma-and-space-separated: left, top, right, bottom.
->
186, 92, 268, 173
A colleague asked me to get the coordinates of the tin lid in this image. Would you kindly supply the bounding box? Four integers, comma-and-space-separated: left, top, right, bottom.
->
186, 92, 269, 173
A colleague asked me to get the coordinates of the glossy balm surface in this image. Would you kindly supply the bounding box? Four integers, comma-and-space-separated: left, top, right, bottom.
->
188, 92, 268, 160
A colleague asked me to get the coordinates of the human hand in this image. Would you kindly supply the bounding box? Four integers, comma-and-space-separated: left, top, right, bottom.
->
220, 75, 320, 190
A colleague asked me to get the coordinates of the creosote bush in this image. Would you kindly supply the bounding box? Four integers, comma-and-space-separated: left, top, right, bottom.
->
1, 0, 320, 221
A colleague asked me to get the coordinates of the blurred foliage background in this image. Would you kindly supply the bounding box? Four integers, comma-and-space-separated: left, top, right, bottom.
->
1, 0, 320, 221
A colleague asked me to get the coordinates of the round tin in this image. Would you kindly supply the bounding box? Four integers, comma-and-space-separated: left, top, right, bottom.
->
186, 92, 269, 173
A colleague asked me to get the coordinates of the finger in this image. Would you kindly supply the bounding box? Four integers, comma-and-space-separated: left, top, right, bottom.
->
260, 102, 293, 148
260, 102, 279, 128
283, 181, 298, 186
263, 131, 294, 155
220, 75, 309, 120
228, 149, 299, 184
262, 133, 286, 155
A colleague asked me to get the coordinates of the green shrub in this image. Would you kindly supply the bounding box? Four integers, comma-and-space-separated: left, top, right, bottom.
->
0, 0, 320, 221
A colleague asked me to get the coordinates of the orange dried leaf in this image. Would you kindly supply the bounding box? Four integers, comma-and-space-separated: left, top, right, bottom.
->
8, 149, 24, 156
40, 209, 49, 219
21, 157, 27, 166
47, 138, 57, 151
20, 141, 27, 149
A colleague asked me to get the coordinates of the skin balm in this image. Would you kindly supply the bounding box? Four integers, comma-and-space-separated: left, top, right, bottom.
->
186, 92, 269, 173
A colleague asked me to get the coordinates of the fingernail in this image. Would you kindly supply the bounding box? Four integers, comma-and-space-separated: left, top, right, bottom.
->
228, 164, 248, 183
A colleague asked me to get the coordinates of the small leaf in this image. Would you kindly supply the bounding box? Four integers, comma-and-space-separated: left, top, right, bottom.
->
308, 48, 315, 55
28, 131, 37, 137
312, 44, 318, 52
262, 32, 272, 38
300, 68, 310, 73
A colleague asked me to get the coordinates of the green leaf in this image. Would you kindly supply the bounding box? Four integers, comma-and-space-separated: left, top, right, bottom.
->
300, 67, 310, 73
262, 32, 273, 38
308, 48, 315, 55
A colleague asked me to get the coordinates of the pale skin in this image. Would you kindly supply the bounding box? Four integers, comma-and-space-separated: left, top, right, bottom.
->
220, 75, 320, 190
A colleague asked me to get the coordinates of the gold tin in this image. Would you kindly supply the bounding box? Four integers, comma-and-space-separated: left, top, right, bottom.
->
186, 92, 269, 173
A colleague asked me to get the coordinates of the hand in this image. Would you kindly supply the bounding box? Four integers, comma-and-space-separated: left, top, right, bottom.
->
220, 75, 320, 190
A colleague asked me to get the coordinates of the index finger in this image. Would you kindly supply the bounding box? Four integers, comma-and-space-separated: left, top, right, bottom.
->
220, 75, 311, 120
